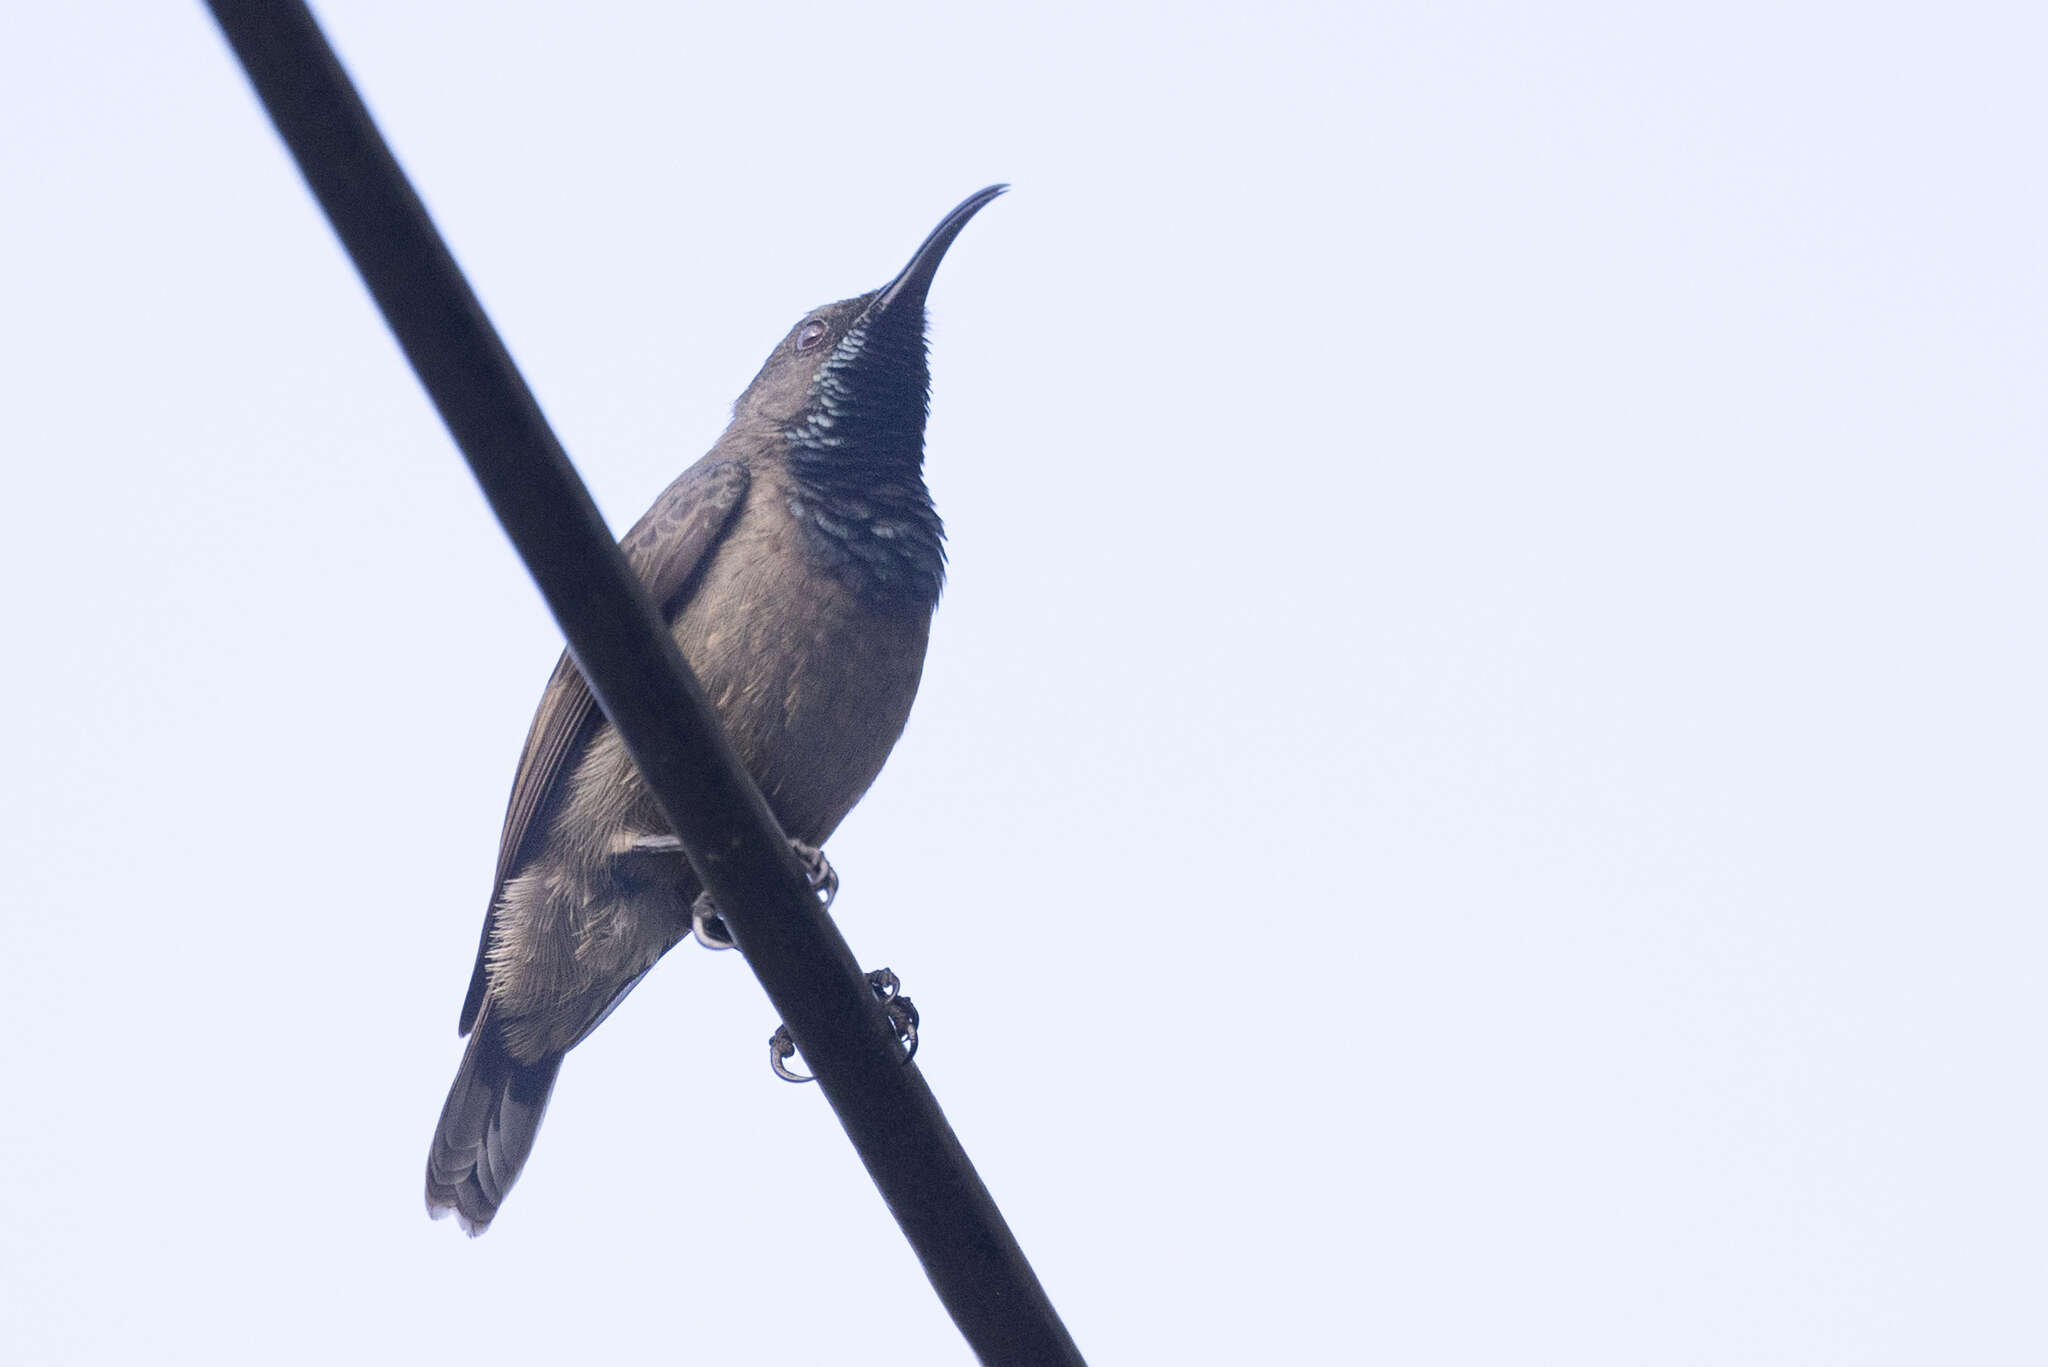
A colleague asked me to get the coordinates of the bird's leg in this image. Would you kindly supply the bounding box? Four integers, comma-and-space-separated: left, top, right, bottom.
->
616, 832, 689, 881
768, 968, 919, 1083
616, 833, 734, 950
624, 834, 837, 950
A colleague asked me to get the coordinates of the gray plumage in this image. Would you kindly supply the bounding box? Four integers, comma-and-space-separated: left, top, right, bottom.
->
426, 186, 1004, 1234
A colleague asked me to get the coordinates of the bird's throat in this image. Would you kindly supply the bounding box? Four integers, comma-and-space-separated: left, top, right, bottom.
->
783, 462, 945, 610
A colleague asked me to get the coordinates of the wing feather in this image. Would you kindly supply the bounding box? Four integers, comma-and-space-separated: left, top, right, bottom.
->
457, 459, 751, 1034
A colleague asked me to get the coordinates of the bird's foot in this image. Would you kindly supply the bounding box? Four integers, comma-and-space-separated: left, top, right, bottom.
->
868, 968, 920, 1064
767, 1024, 806, 1082
691, 891, 736, 950
768, 968, 920, 1084
655, 836, 835, 950
790, 840, 838, 909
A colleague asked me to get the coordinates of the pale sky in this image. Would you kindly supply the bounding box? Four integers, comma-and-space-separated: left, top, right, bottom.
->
2, 3, 2043, 1363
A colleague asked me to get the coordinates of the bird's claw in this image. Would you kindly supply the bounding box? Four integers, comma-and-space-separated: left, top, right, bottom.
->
869, 968, 920, 1065
686, 838, 836, 949
767, 967, 920, 1083
790, 840, 838, 909
768, 1025, 808, 1082
691, 892, 735, 950
689, 839, 836, 949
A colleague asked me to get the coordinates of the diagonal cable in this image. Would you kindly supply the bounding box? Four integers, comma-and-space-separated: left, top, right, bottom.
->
203, 4, 1084, 1362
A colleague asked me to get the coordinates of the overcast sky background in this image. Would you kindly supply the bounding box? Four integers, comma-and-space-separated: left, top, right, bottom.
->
2, 2, 2043, 1363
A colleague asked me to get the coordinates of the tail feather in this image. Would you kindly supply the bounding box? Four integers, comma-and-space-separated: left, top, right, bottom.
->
425, 1023, 562, 1236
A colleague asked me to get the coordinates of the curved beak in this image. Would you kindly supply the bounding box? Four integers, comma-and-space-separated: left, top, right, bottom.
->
871, 184, 1008, 316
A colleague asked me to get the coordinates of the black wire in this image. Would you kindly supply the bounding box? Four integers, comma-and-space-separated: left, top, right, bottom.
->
203, 4, 1085, 1362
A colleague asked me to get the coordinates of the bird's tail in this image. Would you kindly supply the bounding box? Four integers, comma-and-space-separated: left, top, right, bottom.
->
425, 1021, 562, 1236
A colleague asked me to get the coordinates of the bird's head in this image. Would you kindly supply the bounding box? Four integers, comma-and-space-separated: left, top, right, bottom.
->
733, 185, 1006, 477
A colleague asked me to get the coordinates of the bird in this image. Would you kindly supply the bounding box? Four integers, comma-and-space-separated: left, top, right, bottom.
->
425, 185, 1005, 1235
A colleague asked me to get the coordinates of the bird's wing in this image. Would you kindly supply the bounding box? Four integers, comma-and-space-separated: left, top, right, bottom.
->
457, 459, 752, 1035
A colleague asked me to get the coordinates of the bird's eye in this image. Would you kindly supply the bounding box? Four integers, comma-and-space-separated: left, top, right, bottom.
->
795, 319, 829, 352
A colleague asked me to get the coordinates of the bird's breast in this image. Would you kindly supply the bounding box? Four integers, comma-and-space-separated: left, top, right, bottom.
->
669, 487, 934, 843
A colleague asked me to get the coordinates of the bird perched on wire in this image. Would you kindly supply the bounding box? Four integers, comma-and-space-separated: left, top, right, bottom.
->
426, 185, 1005, 1235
